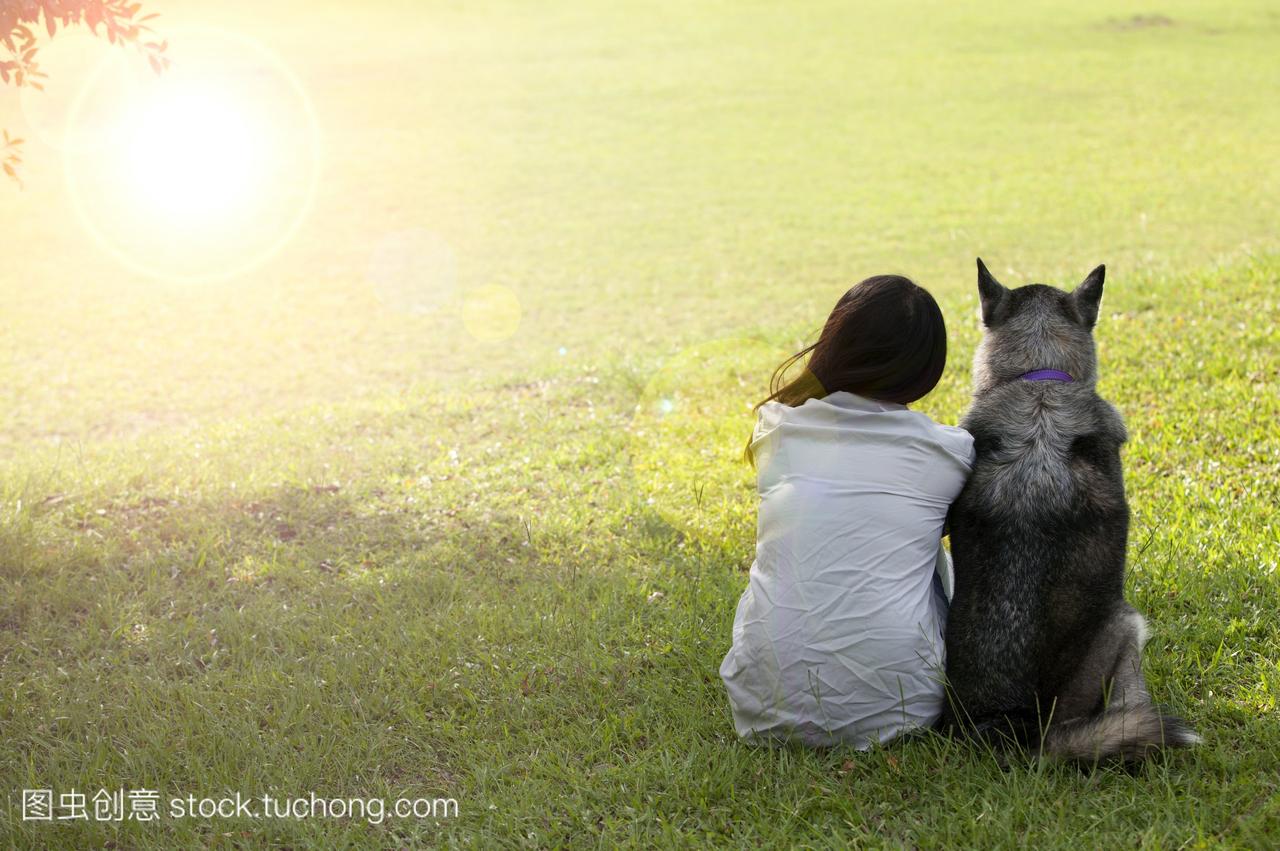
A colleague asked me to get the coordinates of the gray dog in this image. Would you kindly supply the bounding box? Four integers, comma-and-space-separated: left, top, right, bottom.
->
940, 259, 1198, 763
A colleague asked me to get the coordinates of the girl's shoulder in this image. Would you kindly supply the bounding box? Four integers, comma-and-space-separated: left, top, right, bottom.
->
892, 407, 975, 469
906, 411, 975, 460
761, 392, 975, 467
927, 419, 977, 468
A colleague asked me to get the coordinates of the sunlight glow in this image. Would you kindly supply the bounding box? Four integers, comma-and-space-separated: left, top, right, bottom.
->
63, 27, 320, 283
122, 86, 261, 224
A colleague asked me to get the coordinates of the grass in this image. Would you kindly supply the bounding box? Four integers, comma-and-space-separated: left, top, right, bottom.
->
2, 0, 1279, 846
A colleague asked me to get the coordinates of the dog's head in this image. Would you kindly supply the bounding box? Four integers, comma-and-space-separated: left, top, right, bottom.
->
971, 258, 1106, 393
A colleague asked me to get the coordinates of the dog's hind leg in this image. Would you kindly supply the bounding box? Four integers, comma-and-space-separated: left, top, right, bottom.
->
1043, 607, 1198, 761
1105, 609, 1153, 710
1054, 605, 1150, 721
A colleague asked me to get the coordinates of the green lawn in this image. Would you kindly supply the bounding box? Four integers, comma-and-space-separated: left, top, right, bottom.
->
2, 0, 1279, 846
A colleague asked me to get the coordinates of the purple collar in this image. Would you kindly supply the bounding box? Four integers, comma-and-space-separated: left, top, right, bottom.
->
1020, 369, 1074, 383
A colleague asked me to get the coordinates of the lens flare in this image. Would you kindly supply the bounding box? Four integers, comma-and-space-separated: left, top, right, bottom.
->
62, 27, 320, 283
461, 285, 523, 342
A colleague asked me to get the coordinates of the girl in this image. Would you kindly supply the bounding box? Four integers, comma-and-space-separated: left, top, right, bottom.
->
720, 275, 975, 749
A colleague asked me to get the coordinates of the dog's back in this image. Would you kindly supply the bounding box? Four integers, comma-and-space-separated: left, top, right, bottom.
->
945, 381, 1128, 724
941, 261, 1197, 762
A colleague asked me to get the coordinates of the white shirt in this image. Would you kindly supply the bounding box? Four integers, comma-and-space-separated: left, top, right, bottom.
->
720, 391, 975, 749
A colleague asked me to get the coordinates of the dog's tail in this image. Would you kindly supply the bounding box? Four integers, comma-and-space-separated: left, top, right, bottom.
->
1041, 704, 1200, 762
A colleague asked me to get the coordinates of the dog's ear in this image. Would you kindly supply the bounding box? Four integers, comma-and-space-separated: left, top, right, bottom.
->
976, 258, 1009, 326
1071, 264, 1106, 328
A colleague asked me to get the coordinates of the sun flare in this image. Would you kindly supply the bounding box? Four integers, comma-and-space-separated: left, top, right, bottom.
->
122, 86, 262, 224
62, 27, 319, 283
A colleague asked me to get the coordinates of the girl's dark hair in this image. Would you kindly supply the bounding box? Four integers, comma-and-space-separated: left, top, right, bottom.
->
744, 275, 947, 465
